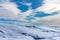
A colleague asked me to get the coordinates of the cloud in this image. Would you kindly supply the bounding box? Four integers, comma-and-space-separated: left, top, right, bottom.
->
17, 9, 33, 21
17, 0, 60, 26
2, 3, 21, 15
0, 0, 21, 19
0, 7, 17, 19
0, 0, 33, 21
0, 0, 60, 26
30, 0, 60, 26
31, 13, 60, 26
36, 0, 60, 13
20, 1, 32, 7
17, 2, 33, 21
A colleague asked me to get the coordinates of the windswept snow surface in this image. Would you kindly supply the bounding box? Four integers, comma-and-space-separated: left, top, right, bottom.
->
0, 19, 60, 40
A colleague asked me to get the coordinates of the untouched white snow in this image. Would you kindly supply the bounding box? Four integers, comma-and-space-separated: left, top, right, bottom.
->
0, 23, 60, 40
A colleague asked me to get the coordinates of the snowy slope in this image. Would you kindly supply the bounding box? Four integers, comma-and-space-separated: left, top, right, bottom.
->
0, 19, 60, 40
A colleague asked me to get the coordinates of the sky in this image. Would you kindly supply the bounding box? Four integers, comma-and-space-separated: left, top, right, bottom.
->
0, 0, 60, 26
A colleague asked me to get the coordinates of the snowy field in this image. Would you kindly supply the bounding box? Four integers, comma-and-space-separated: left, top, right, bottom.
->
0, 20, 60, 40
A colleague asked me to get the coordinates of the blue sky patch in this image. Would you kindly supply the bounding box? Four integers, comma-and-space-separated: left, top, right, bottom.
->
34, 12, 58, 17
10, 0, 43, 12
25, 16, 34, 20
17, 3, 29, 12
